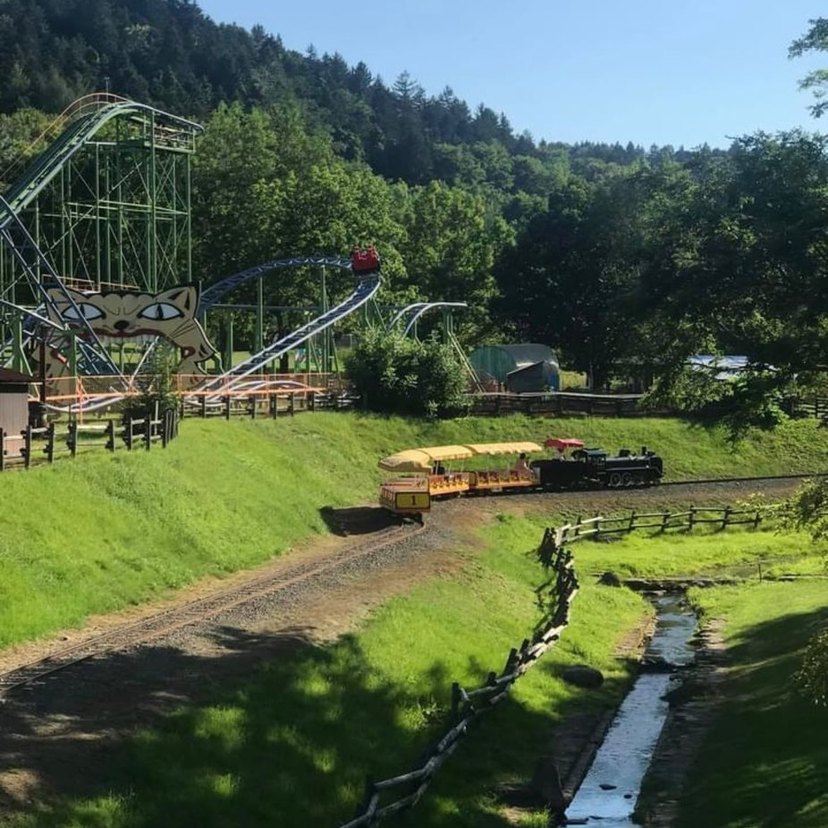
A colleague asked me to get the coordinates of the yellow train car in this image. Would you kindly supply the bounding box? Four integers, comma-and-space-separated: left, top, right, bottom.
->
378, 441, 544, 519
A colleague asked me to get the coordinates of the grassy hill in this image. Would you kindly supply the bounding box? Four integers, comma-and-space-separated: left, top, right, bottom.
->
1, 413, 827, 649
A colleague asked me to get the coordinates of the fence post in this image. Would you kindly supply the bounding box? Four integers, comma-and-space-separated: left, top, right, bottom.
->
106, 419, 116, 452
0, 428, 5, 471
67, 421, 78, 458
161, 411, 170, 448
46, 422, 55, 463
200, 394, 207, 418
594, 512, 601, 537
503, 648, 519, 676
753, 511, 761, 530
224, 395, 231, 421
289, 392, 296, 416
353, 778, 377, 822
628, 510, 636, 534
688, 506, 696, 532
22, 424, 32, 469
573, 516, 581, 538
660, 511, 669, 533
270, 393, 278, 419
144, 411, 152, 451
450, 682, 462, 724
249, 395, 257, 419
126, 416, 134, 450
722, 506, 731, 530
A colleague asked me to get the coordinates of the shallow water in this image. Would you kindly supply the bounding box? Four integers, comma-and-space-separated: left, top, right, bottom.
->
564, 594, 696, 826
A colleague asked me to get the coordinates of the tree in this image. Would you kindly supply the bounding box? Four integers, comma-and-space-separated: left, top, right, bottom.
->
494, 168, 649, 387
796, 629, 828, 707
345, 328, 469, 418
790, 18, 828, 117
639, 132, 828, 416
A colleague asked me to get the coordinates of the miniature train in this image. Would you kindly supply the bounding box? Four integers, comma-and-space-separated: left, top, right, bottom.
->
378, 438, 664, 518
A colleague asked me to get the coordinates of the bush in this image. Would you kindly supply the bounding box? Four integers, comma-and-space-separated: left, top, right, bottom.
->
345, 329, 470, 418
795, 628, 828, 707
778, 477, 828, 541
123, 340, 179, 422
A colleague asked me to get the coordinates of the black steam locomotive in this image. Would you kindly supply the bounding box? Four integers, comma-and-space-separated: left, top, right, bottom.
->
530, 442, 663, 490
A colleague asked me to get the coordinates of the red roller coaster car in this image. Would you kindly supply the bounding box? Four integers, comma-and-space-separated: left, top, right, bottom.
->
351, 245, 381, 274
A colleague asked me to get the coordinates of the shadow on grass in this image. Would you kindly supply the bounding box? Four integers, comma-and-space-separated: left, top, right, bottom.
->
0, 619, 570, 828
0, 615, 638, 828
678, 604, 828, 828
319, 505, 398, 536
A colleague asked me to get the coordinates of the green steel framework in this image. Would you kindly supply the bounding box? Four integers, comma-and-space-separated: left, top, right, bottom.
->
0, 95, 201, 371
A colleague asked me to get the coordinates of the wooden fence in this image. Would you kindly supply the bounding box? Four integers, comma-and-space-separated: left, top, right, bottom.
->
0, 406, 179, 472
790, 394, 828, 420
178, 389, 358, 421
469, 391, 653, 418
338, 544, 579, 828
544, 506, 765, 553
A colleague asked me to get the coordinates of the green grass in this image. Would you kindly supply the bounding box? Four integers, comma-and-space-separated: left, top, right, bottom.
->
3, 510, 826, 827
2, 413, 828, 651
672, 581, 828, 828
1, 517, 651, 828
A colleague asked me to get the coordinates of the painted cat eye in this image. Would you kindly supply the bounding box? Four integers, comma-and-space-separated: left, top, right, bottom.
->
62, 303, 104, 321
138, 302, 184, 321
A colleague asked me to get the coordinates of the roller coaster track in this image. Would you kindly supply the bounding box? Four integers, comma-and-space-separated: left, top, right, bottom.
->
0, 95, 201, 377
197, 255, 353, 314
0, 520, 423, 701
386, 301, 468, 334
2, 94, 201, 217
195, 271, 380, 397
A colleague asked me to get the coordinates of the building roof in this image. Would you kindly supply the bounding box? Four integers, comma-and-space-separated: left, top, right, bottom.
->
0, 368, 36, 384
479, 343, 558, 367
470, 343, 559, 383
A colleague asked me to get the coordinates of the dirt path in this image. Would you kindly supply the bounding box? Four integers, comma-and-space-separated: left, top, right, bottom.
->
0, 479, 800, 817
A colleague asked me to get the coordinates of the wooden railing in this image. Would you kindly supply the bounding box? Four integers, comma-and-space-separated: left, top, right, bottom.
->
339, 542, 579, 827
543, 506, 765, 553
0, 406, 179, 471
178, 389, 359, 420
790, 395, 828, 419
469, 391, 657, 418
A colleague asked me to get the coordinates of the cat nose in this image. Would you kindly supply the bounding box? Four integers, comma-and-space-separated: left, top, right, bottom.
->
114, 320, 129, 331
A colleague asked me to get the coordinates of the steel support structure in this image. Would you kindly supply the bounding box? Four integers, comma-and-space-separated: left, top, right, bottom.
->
0, 95, 200, 369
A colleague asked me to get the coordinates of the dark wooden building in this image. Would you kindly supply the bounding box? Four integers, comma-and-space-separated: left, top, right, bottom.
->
0, 368, 35, 458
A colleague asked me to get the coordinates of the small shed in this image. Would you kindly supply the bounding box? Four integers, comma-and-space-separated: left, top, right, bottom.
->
470, 344, 560, 392
0, 368, 35, 458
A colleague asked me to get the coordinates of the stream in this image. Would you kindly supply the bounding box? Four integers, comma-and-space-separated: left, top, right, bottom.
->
564, 594, 697, 826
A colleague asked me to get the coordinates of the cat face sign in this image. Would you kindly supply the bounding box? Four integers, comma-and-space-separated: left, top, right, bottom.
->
46, 286, 217, 374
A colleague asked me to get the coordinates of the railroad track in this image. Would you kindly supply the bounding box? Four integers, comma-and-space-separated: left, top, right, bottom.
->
661, 472, 827, 487
0, 521, 424, 702
0, 471, 818, 702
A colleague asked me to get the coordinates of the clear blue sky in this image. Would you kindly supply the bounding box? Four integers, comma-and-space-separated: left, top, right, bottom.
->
197, 0, 827, 149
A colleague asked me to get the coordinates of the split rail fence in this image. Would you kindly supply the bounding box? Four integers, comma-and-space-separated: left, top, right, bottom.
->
339, 502, 770, 826
338, 541, 579, 828
469, 391, 649, 418
543, 505, 765, 554
0, 406, 179, 472
179, 388, 358, 421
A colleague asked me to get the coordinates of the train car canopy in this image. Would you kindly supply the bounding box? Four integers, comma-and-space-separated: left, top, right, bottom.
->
378, 445, 474, 472
544, 438, 585, 451
464, 441, 543, 456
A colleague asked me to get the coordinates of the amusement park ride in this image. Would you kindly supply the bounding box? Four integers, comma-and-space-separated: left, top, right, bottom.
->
0, 94, 469, 413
